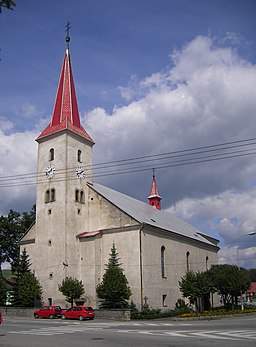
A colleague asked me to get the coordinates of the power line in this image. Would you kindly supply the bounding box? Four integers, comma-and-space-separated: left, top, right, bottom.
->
1, 137, 256, 188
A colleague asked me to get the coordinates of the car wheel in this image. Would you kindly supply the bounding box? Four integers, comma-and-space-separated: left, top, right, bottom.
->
78, 315, 84, 321
61, 315, 66, 320
34, 314, 39, 319
49, 314, 54, 319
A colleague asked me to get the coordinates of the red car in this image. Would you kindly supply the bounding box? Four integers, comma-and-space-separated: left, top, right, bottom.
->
61, 306, 95, 321
0, 311, 3, 325
34, 306, 62, 319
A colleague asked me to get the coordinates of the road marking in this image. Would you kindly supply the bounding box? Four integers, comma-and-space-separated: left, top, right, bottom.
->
10, 326, 104, 336
118, 329, 256, 341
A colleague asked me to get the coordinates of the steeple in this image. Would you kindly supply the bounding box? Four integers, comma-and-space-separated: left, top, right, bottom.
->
36, 27, 94, 144
148, 173, 161, 210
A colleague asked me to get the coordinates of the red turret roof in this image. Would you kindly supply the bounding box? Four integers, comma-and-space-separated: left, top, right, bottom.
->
148, 174, 161, 210
36, 48, 94, 144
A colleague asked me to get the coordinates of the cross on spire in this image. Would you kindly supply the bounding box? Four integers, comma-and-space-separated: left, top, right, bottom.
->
65, 21, 71, 49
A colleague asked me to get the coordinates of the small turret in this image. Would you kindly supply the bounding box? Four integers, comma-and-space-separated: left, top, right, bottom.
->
148, 173, 161, 210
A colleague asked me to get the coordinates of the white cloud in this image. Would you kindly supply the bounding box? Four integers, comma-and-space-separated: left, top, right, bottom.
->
0, 117, 14, 132
0, 129, 37, 215
20, 103, 38, 119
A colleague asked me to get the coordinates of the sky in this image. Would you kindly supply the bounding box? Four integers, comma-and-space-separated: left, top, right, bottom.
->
1, 0, 256, 269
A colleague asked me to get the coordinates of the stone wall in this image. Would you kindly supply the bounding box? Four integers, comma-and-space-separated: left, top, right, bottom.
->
0, 307, 131, 321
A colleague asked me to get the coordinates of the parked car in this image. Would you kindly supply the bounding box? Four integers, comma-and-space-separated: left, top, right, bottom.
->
0, 311, 3, 325
34, 306, 62, 319
61, 306, 95, 321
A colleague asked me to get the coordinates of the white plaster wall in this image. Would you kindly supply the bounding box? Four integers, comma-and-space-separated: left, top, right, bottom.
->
21, 131, 94, 306
140, 228, 218, 309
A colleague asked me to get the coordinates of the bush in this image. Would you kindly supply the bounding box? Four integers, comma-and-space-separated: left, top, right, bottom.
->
131, 306, 190, 320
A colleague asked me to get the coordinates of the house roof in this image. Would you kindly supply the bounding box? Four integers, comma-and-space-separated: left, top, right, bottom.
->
247, 282, 256, 293
87, 182, 219, 248
36, 46, 94, 144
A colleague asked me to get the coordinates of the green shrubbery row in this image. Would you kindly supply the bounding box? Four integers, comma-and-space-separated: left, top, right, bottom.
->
131, 306, 256, 320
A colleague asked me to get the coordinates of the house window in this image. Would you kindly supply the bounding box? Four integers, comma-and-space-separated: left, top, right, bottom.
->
80, 190, 84, 203
206, 256, 209, 271
75, 189, 79, 202
78, 149, 82, 163
51, 189, 55, 202
45, 189, 56, 203
45, 190, 50, 203
49, 148, 54, 161
186, 251, 190, 271
75, 189, 85, 204
162, 294, 167, 307
161, 246, 166, 278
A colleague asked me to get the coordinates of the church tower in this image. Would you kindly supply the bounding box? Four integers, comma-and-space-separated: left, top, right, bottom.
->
148, 173, 161, 210
33, 30, 94, 305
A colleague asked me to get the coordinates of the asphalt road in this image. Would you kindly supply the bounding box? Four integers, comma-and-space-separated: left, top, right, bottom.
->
0, 315, 256, 347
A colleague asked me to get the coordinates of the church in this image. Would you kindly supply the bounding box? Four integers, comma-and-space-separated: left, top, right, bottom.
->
20, 34, 219, 310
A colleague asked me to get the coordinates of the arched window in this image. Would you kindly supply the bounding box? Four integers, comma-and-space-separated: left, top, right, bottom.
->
80, 190, 84, 204
206, 256, 209, 271
45, 190, 50, 203
49, 148, 54, 161
75, 189, 79, 202
51, 189, 55, 202
161, 246, 166, 278
186, 251, 190, 272
75, 189, 85, 203
77, 149, 82, 163
45, 189, 56, 203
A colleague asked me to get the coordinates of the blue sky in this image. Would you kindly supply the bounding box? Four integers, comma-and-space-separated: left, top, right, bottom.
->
1, 0, 256, 268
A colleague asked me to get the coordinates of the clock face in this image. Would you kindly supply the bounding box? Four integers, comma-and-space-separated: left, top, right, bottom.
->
76, 166, 85, 179
45, 165, 55, 178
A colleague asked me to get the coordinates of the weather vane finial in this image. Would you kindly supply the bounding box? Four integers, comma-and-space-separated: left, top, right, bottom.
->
65, 21, 71, 49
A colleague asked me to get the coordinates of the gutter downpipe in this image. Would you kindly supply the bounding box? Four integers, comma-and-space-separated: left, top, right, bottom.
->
139, 223, 146, 310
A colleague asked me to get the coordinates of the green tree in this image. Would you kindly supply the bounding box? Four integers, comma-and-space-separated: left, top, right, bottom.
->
0, 207, 35, 274
17, 272, 42, 307
0, 0, 16, 12
207, 264, 250, 310
96, 243, 132, 308
0, 210, 23, 272
179, 270, 212, 312
58, 277, 85, 306
247, 268, 256, 282
13, 248, 32, 305
16, 248, 31, 279
0, 275, 7, 305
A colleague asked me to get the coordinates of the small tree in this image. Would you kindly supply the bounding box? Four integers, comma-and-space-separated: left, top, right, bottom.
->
96, 243, 132, 308
17, 272, 42, 307
13, 248, 31, 305
207, 264, 250, 310
58, 277, 85, 306
179, 270, 212, 312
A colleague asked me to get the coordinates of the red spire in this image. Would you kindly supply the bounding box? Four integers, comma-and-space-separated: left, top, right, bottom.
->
148, 174, 161, 210
36, 46, 94, 144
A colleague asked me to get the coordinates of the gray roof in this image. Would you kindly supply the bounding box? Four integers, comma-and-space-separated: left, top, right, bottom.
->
88, 182, 219, 248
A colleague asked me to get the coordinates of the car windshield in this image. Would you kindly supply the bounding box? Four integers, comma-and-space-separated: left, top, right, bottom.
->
85, 307, 93, 311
